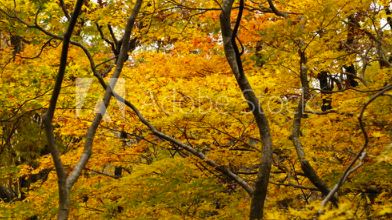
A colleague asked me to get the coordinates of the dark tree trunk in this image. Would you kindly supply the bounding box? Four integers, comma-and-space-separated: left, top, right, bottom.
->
220, 1, 273, 219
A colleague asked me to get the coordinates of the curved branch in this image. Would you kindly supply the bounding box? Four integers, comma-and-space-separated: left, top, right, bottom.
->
96, 80, 254, 195
18, 38, 55, 59
267, 0, 287, 17
59, 0, 70, 20
107, 24, 119, 45
231, 0, 244, 43
96, 23, 117, 54
320, 84, 392, 208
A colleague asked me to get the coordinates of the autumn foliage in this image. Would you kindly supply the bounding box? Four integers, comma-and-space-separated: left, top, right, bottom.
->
0, 0, 391, 219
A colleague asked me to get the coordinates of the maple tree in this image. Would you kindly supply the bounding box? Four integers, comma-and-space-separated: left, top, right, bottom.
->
0, 0, 391, 219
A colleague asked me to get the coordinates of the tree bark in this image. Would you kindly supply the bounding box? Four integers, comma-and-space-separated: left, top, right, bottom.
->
65, 0, 143, 190
41, 0, 85, 219
220, 1, 273, 219
292, 50, 337, 205
41, 0, 143, 219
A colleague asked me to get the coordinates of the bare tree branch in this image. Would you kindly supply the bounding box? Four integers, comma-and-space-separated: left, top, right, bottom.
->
96, 23, 118, 55
319, 152, 365, 210
18, 38, 55, 59
267, 0, 287, 17
319, 84, 392, 209
59, 0, 70, 20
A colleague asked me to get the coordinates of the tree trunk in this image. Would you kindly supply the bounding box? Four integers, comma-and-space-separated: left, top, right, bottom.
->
292, 50, 337, 205
58, 182, 70, 220
219, 1, 273, 219
41, 0, 85, 219
41, 0, 143, 218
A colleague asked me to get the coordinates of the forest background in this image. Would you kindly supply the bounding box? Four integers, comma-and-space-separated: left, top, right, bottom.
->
0, 0, 391, 219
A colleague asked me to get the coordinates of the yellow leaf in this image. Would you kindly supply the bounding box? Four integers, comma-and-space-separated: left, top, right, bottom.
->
372, 131, 385, 138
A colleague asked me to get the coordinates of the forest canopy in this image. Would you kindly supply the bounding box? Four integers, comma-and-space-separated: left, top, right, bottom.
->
0, 0, 391, 219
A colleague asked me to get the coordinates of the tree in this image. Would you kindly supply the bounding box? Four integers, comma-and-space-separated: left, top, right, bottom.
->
219, 0, 272, 218
0, 0, 391, 219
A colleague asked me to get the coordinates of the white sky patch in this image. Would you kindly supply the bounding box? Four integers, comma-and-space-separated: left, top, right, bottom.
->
380, 18, 391, 30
